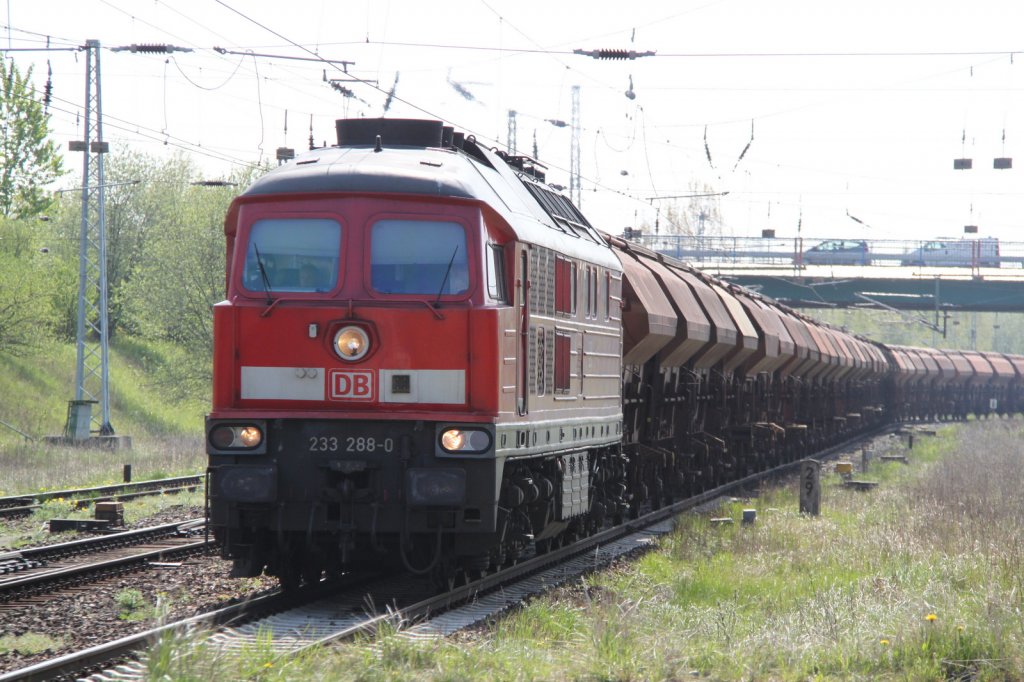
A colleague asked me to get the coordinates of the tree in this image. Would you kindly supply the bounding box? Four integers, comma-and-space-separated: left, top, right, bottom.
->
653, 182, 726, 238
0, 218, 57, 354
49, 149, 209, 336
0, 59, 64, 218
121, 162, 263, 398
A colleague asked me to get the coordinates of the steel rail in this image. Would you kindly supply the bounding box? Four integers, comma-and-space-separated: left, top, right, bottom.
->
0, 538, 212, 597
0, 475, 204, 517
1, 518, 204, 570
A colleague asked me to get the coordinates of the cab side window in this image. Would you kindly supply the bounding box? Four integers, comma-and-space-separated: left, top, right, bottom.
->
486, 244, 508, 303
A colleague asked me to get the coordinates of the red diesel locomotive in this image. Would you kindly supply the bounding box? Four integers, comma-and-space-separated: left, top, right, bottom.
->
206, 118, 1024, 588
207, 119, 624, 586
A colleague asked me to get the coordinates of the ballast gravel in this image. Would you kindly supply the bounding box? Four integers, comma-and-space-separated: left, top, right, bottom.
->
0, 504, 276, 675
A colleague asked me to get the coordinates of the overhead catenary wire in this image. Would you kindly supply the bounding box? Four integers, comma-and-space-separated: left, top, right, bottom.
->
12, 2, 1011, 235
14, 0, 357, 153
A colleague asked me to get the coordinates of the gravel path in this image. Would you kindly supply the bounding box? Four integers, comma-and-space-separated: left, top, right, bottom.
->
0, 553, 276, 674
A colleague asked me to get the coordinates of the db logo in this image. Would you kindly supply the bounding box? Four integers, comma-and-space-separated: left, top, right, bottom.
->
328, 370, 375, 401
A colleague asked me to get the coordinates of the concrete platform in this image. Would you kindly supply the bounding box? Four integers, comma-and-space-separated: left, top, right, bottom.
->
42, 435, 133, 450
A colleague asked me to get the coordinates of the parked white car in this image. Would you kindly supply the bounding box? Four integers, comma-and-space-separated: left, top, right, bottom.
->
900, 238, 1000, 267
802, 239, 870, 265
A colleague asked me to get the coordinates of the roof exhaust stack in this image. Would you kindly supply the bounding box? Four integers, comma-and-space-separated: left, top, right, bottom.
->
336, 118, 444, 147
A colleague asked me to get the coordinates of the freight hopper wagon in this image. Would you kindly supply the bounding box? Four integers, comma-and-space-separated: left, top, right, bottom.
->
887, 346, 1024, 421
608, 237, 892, 502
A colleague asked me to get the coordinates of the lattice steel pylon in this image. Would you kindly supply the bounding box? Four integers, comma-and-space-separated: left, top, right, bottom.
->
507, 109, 517, 155
68, 39, 114, 436
570, 85, 581, 207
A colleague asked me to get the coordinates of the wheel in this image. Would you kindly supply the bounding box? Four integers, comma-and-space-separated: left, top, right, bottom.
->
302, 562, 323, 587
278, 561, 302, 592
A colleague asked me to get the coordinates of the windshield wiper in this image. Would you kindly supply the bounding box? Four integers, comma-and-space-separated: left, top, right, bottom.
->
253, 243, 274, 305
434, 245, 459, 307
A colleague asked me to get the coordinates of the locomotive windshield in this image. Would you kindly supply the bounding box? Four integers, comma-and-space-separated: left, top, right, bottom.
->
371, 219, 469, 295
242, 218, 341, 293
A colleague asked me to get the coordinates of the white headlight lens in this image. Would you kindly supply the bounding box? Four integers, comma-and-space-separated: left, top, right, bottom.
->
439, 428, 490, 453
238, 426, 263, 447
334, 326, 370, 361
441, 429, 465, 451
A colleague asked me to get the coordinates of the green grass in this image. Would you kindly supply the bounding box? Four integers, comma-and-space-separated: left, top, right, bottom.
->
115, 588, 152, 621
0, 336, 207, 444
0, 337, 206, 496
0, 632, 64, 656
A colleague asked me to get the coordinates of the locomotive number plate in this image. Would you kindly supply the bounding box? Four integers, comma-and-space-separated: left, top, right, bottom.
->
308, 434, 396, 454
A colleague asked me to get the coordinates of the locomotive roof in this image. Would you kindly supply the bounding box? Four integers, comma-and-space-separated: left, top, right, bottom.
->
241, 119, 621, 271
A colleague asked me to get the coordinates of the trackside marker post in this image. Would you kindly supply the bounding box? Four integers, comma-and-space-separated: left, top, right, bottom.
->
800, 459, 821, 516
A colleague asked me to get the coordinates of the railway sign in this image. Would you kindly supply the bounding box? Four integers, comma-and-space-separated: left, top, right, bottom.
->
799, 459, 821, 516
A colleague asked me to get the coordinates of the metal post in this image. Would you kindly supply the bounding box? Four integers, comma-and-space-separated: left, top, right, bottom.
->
506, 109, 517, 155
570, 85, 581, 208
799, 459, 821, 515
69, 39, 114, 436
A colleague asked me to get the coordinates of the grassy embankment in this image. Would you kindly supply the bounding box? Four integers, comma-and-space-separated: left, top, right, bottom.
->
147, 421, 1024, 681
0, 337, 207, 496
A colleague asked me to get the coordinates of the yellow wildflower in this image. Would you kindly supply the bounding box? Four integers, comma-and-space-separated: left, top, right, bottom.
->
925, 613, 937, 622
879, 639, 890, 646
263, 662, 273, 668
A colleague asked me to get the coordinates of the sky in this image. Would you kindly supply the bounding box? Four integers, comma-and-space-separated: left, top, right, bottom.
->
4, 0, 1023, 244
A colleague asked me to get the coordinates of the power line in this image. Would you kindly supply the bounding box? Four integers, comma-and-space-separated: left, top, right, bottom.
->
0, 46, 80, 52
0, 24, 78, 46
213, 46, 355, 69
246, 39, 1023, 61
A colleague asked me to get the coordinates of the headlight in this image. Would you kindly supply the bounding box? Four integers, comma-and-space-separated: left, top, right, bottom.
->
439, 428, 491, 454
209, 424, 263, 450
333, 326, 370, 361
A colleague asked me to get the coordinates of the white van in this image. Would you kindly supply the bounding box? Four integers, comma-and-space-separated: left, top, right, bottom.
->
900, 238, 999, 267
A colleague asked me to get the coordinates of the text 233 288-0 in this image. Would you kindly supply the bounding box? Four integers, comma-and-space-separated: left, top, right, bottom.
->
308, 435, 395, 454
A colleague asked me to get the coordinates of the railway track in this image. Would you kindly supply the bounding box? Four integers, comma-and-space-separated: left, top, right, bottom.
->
0, 426, 905, 682
0, 519, 211, 604
0, 475, 204, 519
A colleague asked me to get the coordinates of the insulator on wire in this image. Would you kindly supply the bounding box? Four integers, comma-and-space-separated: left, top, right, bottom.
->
573, 48, 656, 60
703, 125, 714, 169
110, 43, 194, 54
43, 60, 52, 110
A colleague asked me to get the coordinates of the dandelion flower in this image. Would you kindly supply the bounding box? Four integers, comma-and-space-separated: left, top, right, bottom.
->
263, 662, 273, 668
925, 613, 937, 622
880, 639, 890, 646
